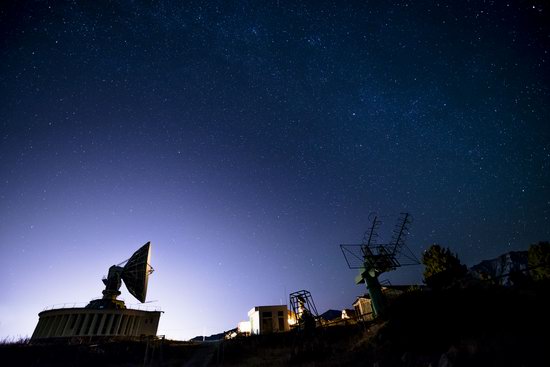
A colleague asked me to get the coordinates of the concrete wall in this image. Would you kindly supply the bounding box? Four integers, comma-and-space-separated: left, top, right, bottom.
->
31, 308, 161, 340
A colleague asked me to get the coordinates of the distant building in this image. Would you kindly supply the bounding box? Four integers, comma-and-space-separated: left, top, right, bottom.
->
248, 305, 291, 335
341, 309, 356, 320
224, 328, 238, 340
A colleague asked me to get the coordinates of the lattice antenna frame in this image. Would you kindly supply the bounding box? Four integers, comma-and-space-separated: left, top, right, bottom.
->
289, 290, 319, 330
340, 244, 366, 269
340, 212, 420, 273
340, 212, 419, 319
389, 212, 412, 255
362, 212, 382, 248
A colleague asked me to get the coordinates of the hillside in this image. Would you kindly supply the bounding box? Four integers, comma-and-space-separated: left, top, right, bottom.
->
2, 282, 548, 366
216, 282, 550, 366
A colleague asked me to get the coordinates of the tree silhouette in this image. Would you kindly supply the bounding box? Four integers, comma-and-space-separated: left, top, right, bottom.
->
528, 241, 550, 281
422, 244, 467, 289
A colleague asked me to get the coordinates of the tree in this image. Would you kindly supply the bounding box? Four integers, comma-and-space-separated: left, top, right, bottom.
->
528, 241, 550, 281
422, 244, 467, 289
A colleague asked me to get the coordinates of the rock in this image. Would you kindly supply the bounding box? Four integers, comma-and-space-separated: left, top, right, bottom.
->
470, 251, 528, 286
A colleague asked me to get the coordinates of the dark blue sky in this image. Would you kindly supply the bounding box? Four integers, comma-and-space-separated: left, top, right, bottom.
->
1, 1, 549, 340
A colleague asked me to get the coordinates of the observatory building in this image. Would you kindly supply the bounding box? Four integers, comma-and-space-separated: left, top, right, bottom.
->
248, 305, 291, 335
31, 242, 162, 341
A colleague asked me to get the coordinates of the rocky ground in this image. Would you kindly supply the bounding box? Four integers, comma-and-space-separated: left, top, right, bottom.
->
364, 283, 550, 366
0, 338, 200, 367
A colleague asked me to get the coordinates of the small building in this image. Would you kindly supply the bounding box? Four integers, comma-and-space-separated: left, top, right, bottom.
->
248, 305, 290, 335
237, 320, 251, 336
353, 295, 374, 321
224, 328, 238, 340
353, 285, 420, 321
341, 308, 356, 320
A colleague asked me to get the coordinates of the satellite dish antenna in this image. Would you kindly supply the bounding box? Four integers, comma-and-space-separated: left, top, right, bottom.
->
33, 241, 163, 341
90, 242, 154, 308
119, 242, 153, 302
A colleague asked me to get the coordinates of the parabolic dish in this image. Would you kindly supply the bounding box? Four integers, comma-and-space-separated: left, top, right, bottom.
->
121, 242, 153, 303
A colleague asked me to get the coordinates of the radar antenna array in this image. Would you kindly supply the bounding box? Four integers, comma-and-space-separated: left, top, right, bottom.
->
389, 212, 412, 255
340, 213, 419, 318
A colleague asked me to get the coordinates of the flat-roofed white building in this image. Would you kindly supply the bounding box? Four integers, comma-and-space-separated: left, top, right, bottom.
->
237, 320, 251, 335
247, 305, 290, 335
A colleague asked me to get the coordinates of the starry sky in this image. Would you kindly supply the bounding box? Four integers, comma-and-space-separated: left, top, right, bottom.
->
1, 1, 549, 341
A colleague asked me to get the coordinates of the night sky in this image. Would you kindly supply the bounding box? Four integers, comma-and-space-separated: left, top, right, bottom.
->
1, 1, 549, 341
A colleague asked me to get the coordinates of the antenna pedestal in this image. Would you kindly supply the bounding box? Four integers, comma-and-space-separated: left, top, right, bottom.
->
357, 267, 387, 318
102, 289, 122, 300
84, 289, 126, 309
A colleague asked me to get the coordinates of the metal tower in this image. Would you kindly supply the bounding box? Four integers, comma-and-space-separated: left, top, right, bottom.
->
289, 290, 319, 331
